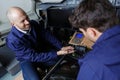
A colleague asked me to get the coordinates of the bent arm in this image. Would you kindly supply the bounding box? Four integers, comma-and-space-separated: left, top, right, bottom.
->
6, 40, 58, 62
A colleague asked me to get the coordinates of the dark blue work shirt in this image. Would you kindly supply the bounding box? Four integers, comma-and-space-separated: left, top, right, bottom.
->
77, 25, 120, 80
6, 20, 62, 62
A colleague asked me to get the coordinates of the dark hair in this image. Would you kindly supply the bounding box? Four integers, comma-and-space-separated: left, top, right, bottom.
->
69, 0, 120, 32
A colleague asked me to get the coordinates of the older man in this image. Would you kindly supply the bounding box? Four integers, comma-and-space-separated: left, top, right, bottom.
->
6, 7, 74, 80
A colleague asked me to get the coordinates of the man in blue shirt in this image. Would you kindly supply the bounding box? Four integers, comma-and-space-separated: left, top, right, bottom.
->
69, 0, 120, 80
6, 7, 74, 80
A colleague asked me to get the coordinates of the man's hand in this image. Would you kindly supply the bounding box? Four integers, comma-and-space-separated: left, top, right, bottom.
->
57, 46, 74, 55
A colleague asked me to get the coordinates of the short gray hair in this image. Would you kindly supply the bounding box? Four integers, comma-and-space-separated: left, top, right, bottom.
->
6, 8, 15, 23
6, 7, 25, 23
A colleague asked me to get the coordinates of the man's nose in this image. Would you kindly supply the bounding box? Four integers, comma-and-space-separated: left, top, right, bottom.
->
25, 20, 29, 24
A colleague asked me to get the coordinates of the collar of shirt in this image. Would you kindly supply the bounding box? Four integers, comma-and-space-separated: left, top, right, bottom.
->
15, 26, 31, 34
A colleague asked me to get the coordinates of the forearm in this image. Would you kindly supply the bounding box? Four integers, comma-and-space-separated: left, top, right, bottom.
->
7, 41, 58, 62
15, 49, 58, 62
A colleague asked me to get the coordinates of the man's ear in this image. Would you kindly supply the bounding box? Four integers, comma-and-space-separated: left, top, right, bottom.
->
10, 22, 15, 26
86, 28, 99, 42
87, 28, 96, 37
10, 23, 13, 26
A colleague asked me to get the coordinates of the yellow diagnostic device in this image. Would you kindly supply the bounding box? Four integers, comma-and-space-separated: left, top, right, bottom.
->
69, 32, 83, 45
69, 32, 93, 49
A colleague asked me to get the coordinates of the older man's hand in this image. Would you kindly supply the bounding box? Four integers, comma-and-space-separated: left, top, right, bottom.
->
57, 46, 74, 55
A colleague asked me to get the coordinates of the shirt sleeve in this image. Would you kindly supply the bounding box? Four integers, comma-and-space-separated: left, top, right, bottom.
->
77, 62, 99, 80
6, 39, 58, 62
77, 60, 119, 80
